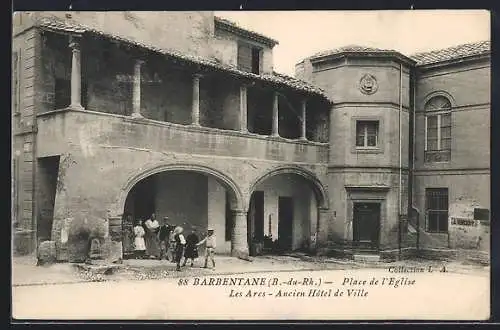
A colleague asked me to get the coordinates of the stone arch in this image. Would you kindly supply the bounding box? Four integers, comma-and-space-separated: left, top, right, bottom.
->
248, 165, 329, 210
110, 163, 245, 217
423, 90, 457, 110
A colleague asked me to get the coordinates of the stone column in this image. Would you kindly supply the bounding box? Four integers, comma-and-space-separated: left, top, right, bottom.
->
231, 209, 249, 257
272, 92, 279, 136
131, 59, 144, 118
300, 99, 307, 140
191, 74, 202, 126
240, 85, 248, 133
108, 216, 123, 263
69, 36, 83, 110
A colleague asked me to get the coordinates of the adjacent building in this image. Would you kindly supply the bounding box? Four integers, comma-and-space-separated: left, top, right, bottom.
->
11, 11, 490, 262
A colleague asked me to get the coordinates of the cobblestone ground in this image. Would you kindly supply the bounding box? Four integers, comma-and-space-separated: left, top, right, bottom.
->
12, 251, 490, 286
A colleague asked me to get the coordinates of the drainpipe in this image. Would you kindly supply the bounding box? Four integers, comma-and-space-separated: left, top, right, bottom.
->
398, 62, 403, 259
31, 31, 40, 255
409, 66, 418, 251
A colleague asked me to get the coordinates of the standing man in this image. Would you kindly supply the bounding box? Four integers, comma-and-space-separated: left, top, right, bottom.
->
166, 225, 177, 263
144, 213, 160, 259
197, 228, 216, 270
173, 226, 186, 271
158, 217, 172, 261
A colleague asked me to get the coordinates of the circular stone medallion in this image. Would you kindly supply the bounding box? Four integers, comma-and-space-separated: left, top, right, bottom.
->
359, 74, 378, 95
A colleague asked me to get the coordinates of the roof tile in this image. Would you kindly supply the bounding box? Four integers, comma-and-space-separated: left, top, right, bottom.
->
409, 41, 491, 65
309, 45, 398, 60
214, 16, 279, 46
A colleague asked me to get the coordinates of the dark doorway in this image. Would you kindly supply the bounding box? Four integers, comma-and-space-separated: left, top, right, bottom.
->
248, 191, 264, 256
132, 175, 156, 222
278, 196, 294, 251
36, 156, 60, 244
353, 202, 381, 249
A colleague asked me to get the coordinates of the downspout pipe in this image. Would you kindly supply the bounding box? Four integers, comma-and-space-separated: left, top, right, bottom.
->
398, 63, 403, 259
408, 66, 417, 251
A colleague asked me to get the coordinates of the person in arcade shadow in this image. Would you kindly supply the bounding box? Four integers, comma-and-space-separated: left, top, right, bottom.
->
158, 217, 173, 261
197, 228, 216, 270
173, 226, 186, 271
183, 226, 200, 267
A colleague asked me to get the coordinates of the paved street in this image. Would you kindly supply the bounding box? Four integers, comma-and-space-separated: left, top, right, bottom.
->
12, 267, 489, 320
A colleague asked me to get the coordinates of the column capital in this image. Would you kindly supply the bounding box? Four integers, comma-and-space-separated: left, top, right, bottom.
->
231, 209, 248, 216
68, 37, 81, 51
240, 82, 253, 89
193, 73, 204, 79
135, 59, 145, 67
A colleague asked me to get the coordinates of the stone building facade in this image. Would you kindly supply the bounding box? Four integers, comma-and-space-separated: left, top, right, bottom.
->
12, 11, 490, 261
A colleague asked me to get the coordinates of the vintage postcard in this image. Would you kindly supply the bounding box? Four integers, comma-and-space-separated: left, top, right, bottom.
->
11, 10, 491, 321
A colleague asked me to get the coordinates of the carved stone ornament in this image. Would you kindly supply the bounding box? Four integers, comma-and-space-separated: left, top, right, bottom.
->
359, 74, 378, 95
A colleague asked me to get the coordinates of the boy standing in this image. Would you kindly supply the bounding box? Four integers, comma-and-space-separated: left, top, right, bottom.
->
197, 228, 216, 270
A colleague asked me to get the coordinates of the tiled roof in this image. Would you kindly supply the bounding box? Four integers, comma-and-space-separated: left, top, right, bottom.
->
306, 45, 415, 63
35, 16, 327, 100
309, 45, 398, 59
214, 16, 279, 47
409, 41, 490, 65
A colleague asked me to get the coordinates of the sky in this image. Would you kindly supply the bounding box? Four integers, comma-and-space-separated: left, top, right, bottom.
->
215, 10, 490, 76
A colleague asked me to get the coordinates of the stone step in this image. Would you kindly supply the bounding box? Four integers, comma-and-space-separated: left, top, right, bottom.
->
353, 254, 381, 262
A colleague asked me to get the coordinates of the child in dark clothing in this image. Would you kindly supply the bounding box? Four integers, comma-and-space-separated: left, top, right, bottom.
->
183, 228, 199, 267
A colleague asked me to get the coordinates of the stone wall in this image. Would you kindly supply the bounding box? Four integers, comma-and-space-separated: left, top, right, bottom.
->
213, 27, 274, 74
12, 26, 42, 255
32, 11, 216, 59
412, 58, 490, 250
35, 109, 329, 260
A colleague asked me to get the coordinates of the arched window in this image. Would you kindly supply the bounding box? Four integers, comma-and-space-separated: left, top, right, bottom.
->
424, 95, 452, 163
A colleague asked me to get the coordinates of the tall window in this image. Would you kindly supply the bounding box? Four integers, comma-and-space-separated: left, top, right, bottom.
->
425, 95, 452, 162
425, 188, 449, 233
356, 120, 379, 147
237, 42, 261, 74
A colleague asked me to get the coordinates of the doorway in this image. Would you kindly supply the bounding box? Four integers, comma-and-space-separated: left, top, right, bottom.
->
132, 175, 156, 222
36, 156, 60, 244
353, 202, 381, 249
248, 191, 264, 256
278, 196, 294, 251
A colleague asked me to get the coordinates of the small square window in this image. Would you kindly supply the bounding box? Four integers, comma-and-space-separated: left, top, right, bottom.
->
356, 121, 379, 148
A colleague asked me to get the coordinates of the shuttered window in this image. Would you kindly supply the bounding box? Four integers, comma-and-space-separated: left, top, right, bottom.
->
425, 188, 449, 233
238, 42, 261, 74
12, 51, 20, 114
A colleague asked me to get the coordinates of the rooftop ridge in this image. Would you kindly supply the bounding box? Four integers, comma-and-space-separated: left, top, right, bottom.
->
214, 16, 279, 46
409, 40, 490, 65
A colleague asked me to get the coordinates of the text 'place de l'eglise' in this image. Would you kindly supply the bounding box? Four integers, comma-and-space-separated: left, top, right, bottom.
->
12, 12, 490, 263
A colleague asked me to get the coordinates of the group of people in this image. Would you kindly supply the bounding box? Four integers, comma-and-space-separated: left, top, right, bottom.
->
132, 213, 216, 271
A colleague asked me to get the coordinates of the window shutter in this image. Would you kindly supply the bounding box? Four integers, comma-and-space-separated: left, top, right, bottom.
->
237, 44, 253, 73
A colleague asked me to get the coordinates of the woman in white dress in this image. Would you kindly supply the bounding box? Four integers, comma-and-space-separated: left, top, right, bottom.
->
133, 220, 146, 259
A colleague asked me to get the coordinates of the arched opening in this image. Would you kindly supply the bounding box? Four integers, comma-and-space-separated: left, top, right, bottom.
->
120, 168, 242, 259
247, 169, 327, 256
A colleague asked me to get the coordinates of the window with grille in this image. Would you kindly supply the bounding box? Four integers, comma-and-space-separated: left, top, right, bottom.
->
425, 188, 449, 233
356, 120, 379, 147
237, 42, 261, 74
425, 96, 452, 162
